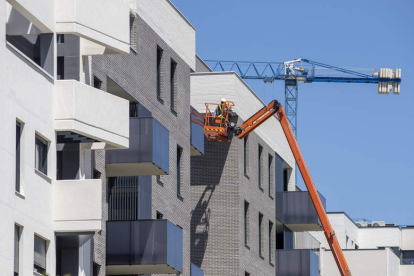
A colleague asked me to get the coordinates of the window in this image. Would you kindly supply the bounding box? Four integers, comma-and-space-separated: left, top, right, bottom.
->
170, 59, 177, 112
93, 76, 103, 90
268, 154, 274, 198
57, 34, 65, 43
15, 121, 22, 193
34, 235, 47, 275
177, 146, 183, 197
259, 213, 264, 258
283, 169, 289, 191
57, 56, 64, 80
35, 135, 48, 175
108, 177, 139, 221
244, 201, 250, 247
244, 137, 249, 177
258, 144, 263, 190
6, 3, 54, 76
156, 211, 163, 220
156, 175, 163, 185
401, 251, 414, 265
14, 225, 21, 276
156, 46, 163, 100
269, 221, 274, 265
245, 272, 250, 276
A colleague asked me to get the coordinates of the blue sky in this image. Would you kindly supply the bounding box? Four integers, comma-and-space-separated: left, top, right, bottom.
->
171, 0, 414, 225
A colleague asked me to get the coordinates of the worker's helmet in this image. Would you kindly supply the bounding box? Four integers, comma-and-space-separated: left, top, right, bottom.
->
221, 98, 226, 103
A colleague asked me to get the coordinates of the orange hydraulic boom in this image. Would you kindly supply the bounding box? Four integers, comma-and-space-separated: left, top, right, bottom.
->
204, 100, 352, 276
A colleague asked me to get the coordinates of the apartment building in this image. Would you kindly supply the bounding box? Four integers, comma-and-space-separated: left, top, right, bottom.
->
0, 0, 131, 275
85, 1, 204, 276
308, 213, 414, 276
190, 60, 327, 276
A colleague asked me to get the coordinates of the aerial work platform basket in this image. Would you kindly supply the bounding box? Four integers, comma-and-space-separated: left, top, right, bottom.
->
203, 101, 235, 142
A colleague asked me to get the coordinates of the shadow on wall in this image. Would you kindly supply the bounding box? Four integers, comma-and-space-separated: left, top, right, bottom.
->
190, 138, 231, 268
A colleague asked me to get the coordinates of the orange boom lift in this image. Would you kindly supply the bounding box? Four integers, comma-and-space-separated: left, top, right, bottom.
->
203, 100, 352, 276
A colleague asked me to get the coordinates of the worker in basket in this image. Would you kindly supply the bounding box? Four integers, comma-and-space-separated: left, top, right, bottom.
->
214, 98, 227, 117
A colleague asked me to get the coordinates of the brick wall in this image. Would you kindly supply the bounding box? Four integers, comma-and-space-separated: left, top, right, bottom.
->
91, 13, 193, 276
191, 115, 277, 276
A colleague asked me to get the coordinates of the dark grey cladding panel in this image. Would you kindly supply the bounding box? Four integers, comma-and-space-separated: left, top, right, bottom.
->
191, 263, 204, 276
275, 249, 319, 276
106, 220, 183, 272
276, 191, 326, 225
275, 153, 284, 192
190, 107, 204, 155
105, 117, 169, 174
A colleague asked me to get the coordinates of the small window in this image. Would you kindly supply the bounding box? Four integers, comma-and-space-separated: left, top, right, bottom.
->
14, 225, 21, 276
283, 169, 289, 191
57, 34, 65, 43
259, 213, 264, 258
244, 201, 250, 247
156, 175, 163, 185
93, 169, 102, 179
156, 46, 163, 100
258, 144, 263, 190
170, 59, 177, 112
401, 251, 414, 265
16, 121, 22, 193
245, 272, 250, 276
177, 145, 183, 197
156, 211, 163, 220
269, 221, 274, 265
268, 154, 274, 198
35, 135, 48, 175
244, 137, 249, 177
34, 235, 47, 275
57, 56, 64, 80
93, 76, 103, 90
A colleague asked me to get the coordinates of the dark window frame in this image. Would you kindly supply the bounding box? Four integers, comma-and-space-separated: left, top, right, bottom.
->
244, 137, 249, 178
269, 220, 274, 265
259, 212, 264, 258
170, 59, 177, 113
244, 201, 250, 248
176, 145, 183, 198
268, 154, 274, 199
156, 46, 164, 102
35, 134, 48, 175
33, 235, 47, 275
258, 144, 263, 191
16, 121, 22, 193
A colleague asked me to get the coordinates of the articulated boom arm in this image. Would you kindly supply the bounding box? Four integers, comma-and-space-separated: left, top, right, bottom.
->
233, 100, 352, 276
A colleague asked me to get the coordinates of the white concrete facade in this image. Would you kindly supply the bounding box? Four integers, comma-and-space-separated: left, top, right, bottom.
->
0, 0, 130, 275
310, 213, 414, 276
136, 0, 196, 70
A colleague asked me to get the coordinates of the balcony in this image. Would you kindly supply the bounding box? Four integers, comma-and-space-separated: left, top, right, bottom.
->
106, 117, 169, 177
191, 107, 204, 155
53, 179, 102, 232
54, 80, 129, 149
275, 249, 319, 276
106, 220, 183, 275
55, 0, 130, 55
276, 191, 326, 231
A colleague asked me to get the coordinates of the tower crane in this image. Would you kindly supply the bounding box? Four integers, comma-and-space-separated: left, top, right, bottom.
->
205, 59, 402, 135
202, 100, 352, 276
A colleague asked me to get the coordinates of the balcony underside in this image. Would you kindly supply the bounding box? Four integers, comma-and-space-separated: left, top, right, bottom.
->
106, 162, 168, 177
106, 264, 180, 275
285, 223, 323, 232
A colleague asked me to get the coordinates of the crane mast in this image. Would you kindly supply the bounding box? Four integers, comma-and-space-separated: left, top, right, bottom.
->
203, 100, 352, 276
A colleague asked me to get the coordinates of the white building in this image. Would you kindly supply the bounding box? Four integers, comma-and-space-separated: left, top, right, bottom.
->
310, 213, 414, 276
0, 0, 130, 275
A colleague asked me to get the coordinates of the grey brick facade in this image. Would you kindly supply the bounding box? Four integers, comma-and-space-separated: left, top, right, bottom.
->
191, 115, 277, 276
91, 13, 193, 276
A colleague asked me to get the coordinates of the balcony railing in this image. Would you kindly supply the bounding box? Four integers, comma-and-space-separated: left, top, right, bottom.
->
54, 80, 129, 149
106, 117, 169, 177
275, 249, 319, 276
276, 191, 326, 231
53, 179, 102, 232
56, 0, 130, 54
106, 220, 183, 275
